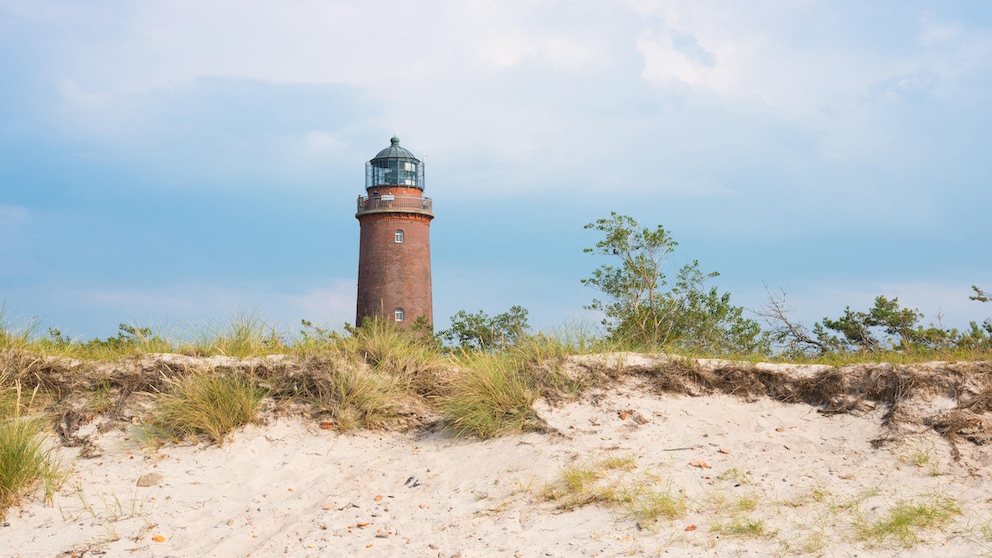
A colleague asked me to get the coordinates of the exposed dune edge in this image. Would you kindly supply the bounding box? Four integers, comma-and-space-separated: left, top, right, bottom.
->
5, 349, 992, 459
4, 351, 992, 557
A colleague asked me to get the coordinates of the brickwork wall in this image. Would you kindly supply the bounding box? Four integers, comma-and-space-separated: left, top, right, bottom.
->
356, 210, 433, 326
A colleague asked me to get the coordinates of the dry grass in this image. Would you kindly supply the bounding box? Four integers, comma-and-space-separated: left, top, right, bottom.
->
148, 370, 267, 446
285, 360, 406, 431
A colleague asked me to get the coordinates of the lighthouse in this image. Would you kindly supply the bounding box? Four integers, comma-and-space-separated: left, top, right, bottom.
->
355, 137, 434, 327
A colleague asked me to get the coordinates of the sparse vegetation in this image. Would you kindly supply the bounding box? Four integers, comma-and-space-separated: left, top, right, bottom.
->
542, 455, 688, 527
856, 493, 961, 546
898, 439, 943, 477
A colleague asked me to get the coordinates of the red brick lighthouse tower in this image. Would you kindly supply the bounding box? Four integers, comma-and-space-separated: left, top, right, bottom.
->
355, 137, 434, 326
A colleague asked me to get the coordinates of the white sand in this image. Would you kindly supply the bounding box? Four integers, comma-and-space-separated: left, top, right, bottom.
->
4, 372, 992, 557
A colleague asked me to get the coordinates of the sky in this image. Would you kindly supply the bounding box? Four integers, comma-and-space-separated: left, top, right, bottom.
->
1, 0, 991, 342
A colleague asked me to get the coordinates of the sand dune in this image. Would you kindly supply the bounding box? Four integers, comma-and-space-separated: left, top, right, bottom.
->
3, 353, 992, 557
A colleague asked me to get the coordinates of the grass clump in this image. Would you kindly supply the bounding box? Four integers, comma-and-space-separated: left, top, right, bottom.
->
714, 516, 768, 538
856, 493, 961, 546
304, 364, 403, 431
441, 353, 538, 439
0, 386, 63, 519
561, 465, 598, 494
334, 319, 446, 397
542, 455, 687, 527
149, 371, 267, 446
628, 487, 688, 524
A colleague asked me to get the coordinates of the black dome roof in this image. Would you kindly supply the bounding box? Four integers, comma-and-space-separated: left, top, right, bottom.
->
372, 136, 419, 162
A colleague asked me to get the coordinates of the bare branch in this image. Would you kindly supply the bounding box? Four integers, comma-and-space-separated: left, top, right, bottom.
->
753, 287, 828, 355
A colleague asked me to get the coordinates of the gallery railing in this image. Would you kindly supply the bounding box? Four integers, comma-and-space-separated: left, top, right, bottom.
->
356, 194, 433, 216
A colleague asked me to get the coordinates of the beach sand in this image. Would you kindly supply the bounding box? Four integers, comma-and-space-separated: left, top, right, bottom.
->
3, 354, 992, 557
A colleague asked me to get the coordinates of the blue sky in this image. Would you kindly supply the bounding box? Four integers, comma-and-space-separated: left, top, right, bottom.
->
1, 0, 990, 341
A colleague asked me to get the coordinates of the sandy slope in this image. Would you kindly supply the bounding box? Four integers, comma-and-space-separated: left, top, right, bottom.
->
3, 356, 992, 557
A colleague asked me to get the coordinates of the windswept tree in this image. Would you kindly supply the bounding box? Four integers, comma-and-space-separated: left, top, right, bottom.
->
971, 286, 991, 303
971, 285, 992, 337
815, 295, 983, 353
761, 289, 992, 355
582, 212, 766, 354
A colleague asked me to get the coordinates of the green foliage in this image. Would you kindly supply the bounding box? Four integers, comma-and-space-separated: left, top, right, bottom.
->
815, 295, 991, 354
76, 323, 173, 356
150, 372, 267, 446
972, 285, 992, 338
296, 319, 343, 354
582, 212, 766, 354
971, 285, 991, 303
441, 305, 531, 352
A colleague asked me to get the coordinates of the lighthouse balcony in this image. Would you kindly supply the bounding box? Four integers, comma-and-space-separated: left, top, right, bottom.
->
356, 194, 433, 217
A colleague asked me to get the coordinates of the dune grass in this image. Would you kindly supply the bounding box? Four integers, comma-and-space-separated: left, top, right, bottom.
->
0, 385, 64, 519
299, 363, 404, 431
149, 371, 268, 446
183, 311, 290, 357
333, 318, 447, 396
441, 352, 539, 438
0, 304, 39, 352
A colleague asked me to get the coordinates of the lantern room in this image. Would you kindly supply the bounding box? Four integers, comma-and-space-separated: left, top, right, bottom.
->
365, 136, 425, 190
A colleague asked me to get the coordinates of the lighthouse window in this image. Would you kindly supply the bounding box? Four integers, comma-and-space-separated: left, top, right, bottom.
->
394, 308, 405, 322
394, 230, 404, 243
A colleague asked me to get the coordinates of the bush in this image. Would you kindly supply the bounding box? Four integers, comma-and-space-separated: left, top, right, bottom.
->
582, 213, 766, 354
440, 306, 530, 352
